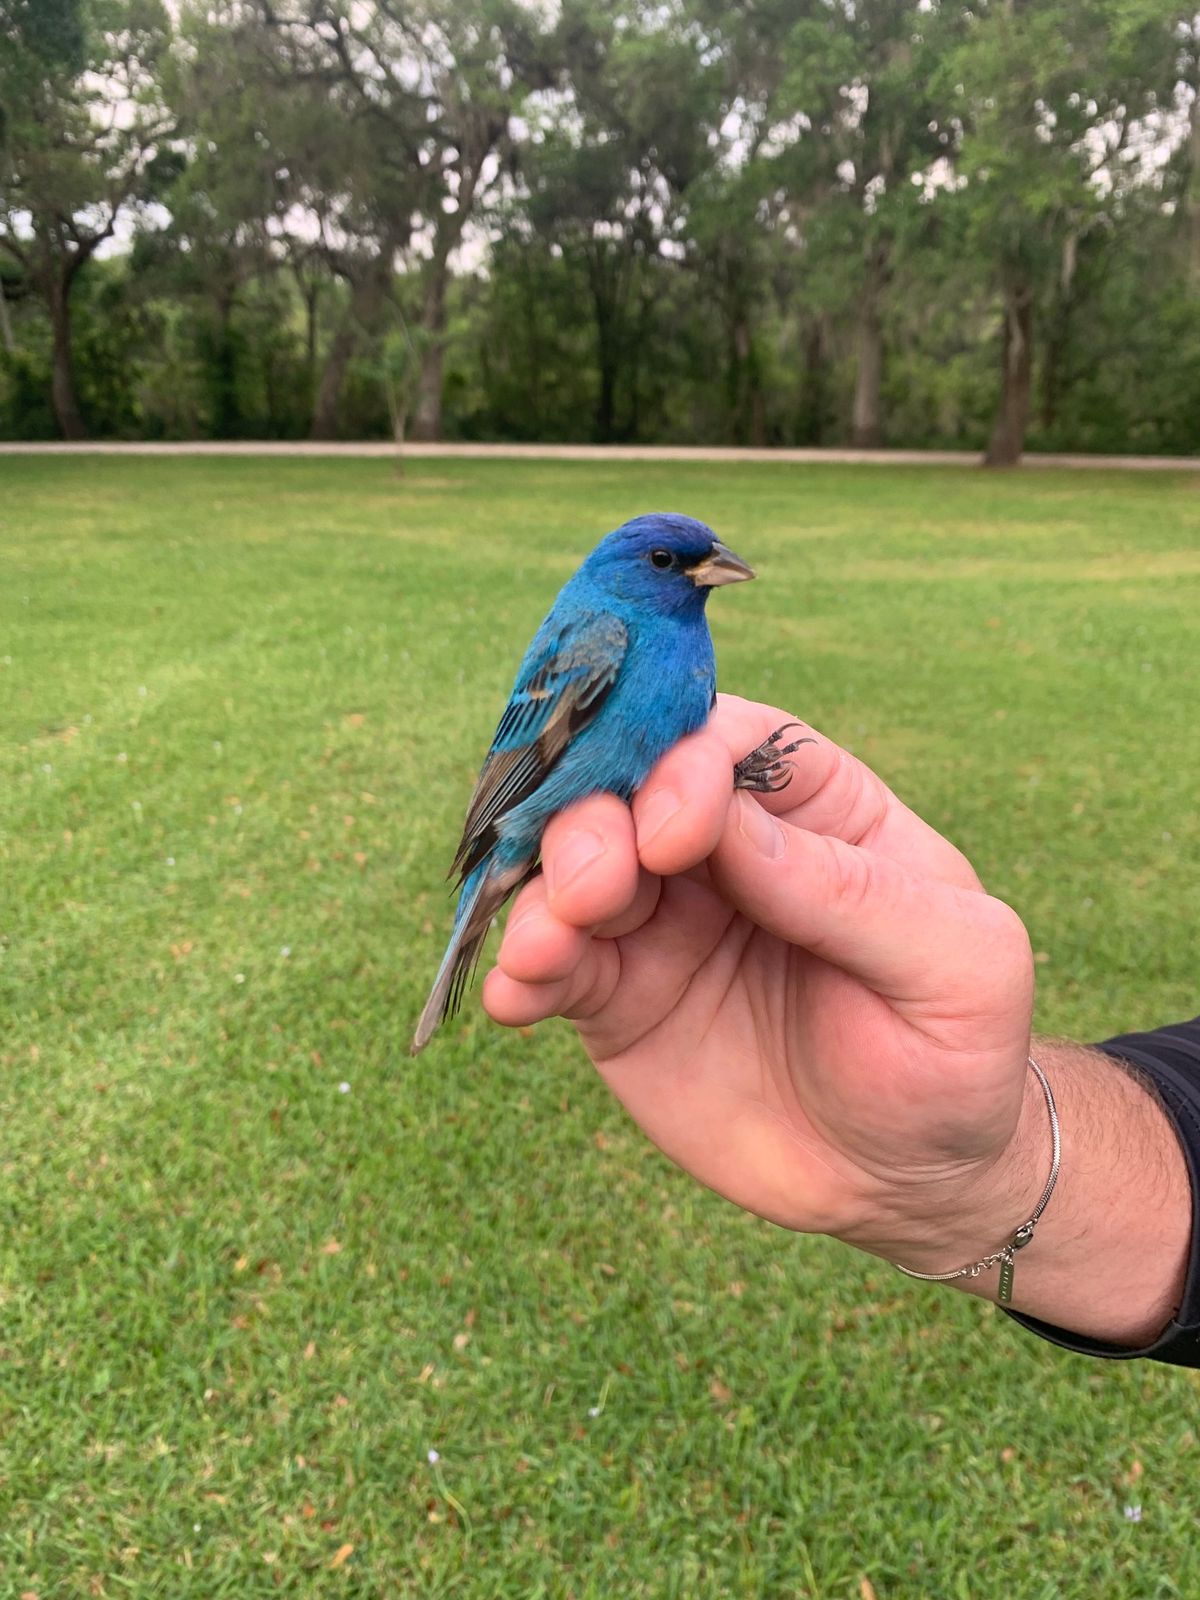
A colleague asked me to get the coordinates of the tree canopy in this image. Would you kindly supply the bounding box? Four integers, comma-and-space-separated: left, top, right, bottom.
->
1, 0, 1196, 457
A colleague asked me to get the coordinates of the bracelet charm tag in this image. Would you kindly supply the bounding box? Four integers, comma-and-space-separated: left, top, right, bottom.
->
997, 1252, 1015, 1304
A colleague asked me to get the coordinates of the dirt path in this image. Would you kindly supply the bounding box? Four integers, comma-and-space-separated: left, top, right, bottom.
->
1, 440, 1197, 470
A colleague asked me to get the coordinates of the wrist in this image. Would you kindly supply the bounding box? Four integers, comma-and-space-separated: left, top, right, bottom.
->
875, 1039, 1192, 1346
860, 1054, 1044, 1276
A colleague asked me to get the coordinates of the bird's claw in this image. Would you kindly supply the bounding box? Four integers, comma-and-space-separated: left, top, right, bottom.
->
732, 722, 814, 793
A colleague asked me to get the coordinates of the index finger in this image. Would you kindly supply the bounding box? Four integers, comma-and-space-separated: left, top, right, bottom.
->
630, 697, 836, 877
538, 694, 926, 931
638, 694, 888, 864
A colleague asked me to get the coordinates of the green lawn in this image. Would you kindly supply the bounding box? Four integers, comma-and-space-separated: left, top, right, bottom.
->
2, 454, 1199, 1599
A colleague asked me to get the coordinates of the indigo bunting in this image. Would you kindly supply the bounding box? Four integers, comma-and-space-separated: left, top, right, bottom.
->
411, 512, 802, 1054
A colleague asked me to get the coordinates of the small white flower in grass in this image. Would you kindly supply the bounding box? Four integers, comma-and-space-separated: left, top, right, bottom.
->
234, 973, 245, 984
193, 1523, 201, 1533
212, 740, 222, 752
338, 1081, 351, 1094
41, 763, 53, 774
427, 1449, 440, 1464
116, 751, 128, 763
1124, 1504, 1142, 1522
280, 945, 291, 957
166, 857, 175, 866
588, 1406, 600, 1418
233, 804, 243, 816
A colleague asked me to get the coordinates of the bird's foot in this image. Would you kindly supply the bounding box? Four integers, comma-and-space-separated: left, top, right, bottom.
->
732, 723, 814, 794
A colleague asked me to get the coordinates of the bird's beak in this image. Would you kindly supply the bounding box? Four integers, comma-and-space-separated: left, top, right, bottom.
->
687, 541, 756, 587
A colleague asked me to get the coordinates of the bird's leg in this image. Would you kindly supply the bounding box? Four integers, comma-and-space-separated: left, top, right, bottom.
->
732, 723, 814, 794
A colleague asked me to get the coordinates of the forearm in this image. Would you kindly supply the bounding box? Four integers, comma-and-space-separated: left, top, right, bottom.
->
892, 1038, 1193, 1349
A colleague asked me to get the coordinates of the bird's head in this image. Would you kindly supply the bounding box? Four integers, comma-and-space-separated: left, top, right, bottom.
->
582, 513, 755, 615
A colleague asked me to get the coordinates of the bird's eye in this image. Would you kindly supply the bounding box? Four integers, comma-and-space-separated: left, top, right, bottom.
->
649, 549, 673, 570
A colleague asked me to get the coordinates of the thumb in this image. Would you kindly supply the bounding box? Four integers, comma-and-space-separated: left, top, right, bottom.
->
710, 793, 1030, 1016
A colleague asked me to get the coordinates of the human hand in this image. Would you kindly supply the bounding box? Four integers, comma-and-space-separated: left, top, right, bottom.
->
483, 695, 1038, 1269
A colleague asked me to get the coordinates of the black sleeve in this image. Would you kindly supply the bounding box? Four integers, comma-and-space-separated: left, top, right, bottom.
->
1005, 1016, 1200, 1366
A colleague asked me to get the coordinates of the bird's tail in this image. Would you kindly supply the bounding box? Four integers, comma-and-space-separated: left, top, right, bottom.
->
410, 858, 526, 1055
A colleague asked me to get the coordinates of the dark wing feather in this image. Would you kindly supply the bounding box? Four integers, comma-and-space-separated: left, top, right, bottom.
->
450, 612, 628, 884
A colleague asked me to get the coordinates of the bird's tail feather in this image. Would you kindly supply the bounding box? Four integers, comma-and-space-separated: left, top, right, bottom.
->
410, 858, 527, 1055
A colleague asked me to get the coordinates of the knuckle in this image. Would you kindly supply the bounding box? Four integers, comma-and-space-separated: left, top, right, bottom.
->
564, 941, 620, 1022
821, 835, 877, 918
831, 748, 869, 833
980, 895, 1034, 964
950, 894, 1035, 1021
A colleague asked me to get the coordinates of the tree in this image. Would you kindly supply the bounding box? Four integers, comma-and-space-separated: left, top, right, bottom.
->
149, 7, 291, 436
745, 0, 965, 448
402, 0, 555, 440
510, 1, 720, 442
0, 0, 171, 437
1178, 14, 1200, 286
241, 0, 553, 441
948, 0, 1186, 465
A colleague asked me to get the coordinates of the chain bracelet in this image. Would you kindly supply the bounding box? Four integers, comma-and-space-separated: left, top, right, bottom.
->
894, 1054, 1061, 1305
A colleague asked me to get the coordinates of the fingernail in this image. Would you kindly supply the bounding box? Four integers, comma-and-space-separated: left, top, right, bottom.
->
637, 786, 683, 847
737, 793, 785, 859
547, 829, 606, 897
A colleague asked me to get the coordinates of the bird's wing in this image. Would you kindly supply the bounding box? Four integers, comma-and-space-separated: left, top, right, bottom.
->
450, 610, 629, 884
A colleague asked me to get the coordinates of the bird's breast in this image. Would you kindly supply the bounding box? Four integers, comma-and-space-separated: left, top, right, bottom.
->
493, 611, 716, 859
587, 615, 714, 771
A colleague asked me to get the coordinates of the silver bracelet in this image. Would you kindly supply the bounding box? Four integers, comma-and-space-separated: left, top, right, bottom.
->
894, 1054, 1061, 1306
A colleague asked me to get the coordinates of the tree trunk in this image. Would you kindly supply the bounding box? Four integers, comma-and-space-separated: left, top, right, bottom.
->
738, 309, 768, 448
411, 156, 485, 442
411, 317, 445, 443
985, 282, 1033, 467
309, 267, 388, 441
728, 316, 751, 445
595, 330, 617, 443
211, 290, 239, 439
749, 385, 766, 448
626, 284, 654, 442
1039, 235, 1077, 436
412, 223, 458, 440
309, 312, 358, 440
850, 249, 888, 448
851, 305, 884, 448
382, 358, 407, 477
48, 276, 87, 441
726, 323, 767, 447
1039, 323, 1061, 437
1189, 86, 1200, 288
798, 318, 829, 446
298, 272, 321, 415
0, 274, 14, 355
589, 258, 619, 444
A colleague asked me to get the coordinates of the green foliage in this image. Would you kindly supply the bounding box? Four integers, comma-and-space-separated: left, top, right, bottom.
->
0, 0, 85, 71
3, 456, 1200, 1595
0, 0, 172, 435
2, 0, 1198, 450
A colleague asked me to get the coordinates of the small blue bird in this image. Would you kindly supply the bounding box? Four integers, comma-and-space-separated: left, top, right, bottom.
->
411, 512, 801, 1054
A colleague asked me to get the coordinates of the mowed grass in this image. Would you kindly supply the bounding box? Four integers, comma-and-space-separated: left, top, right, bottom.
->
2, 454, 1199, 1599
